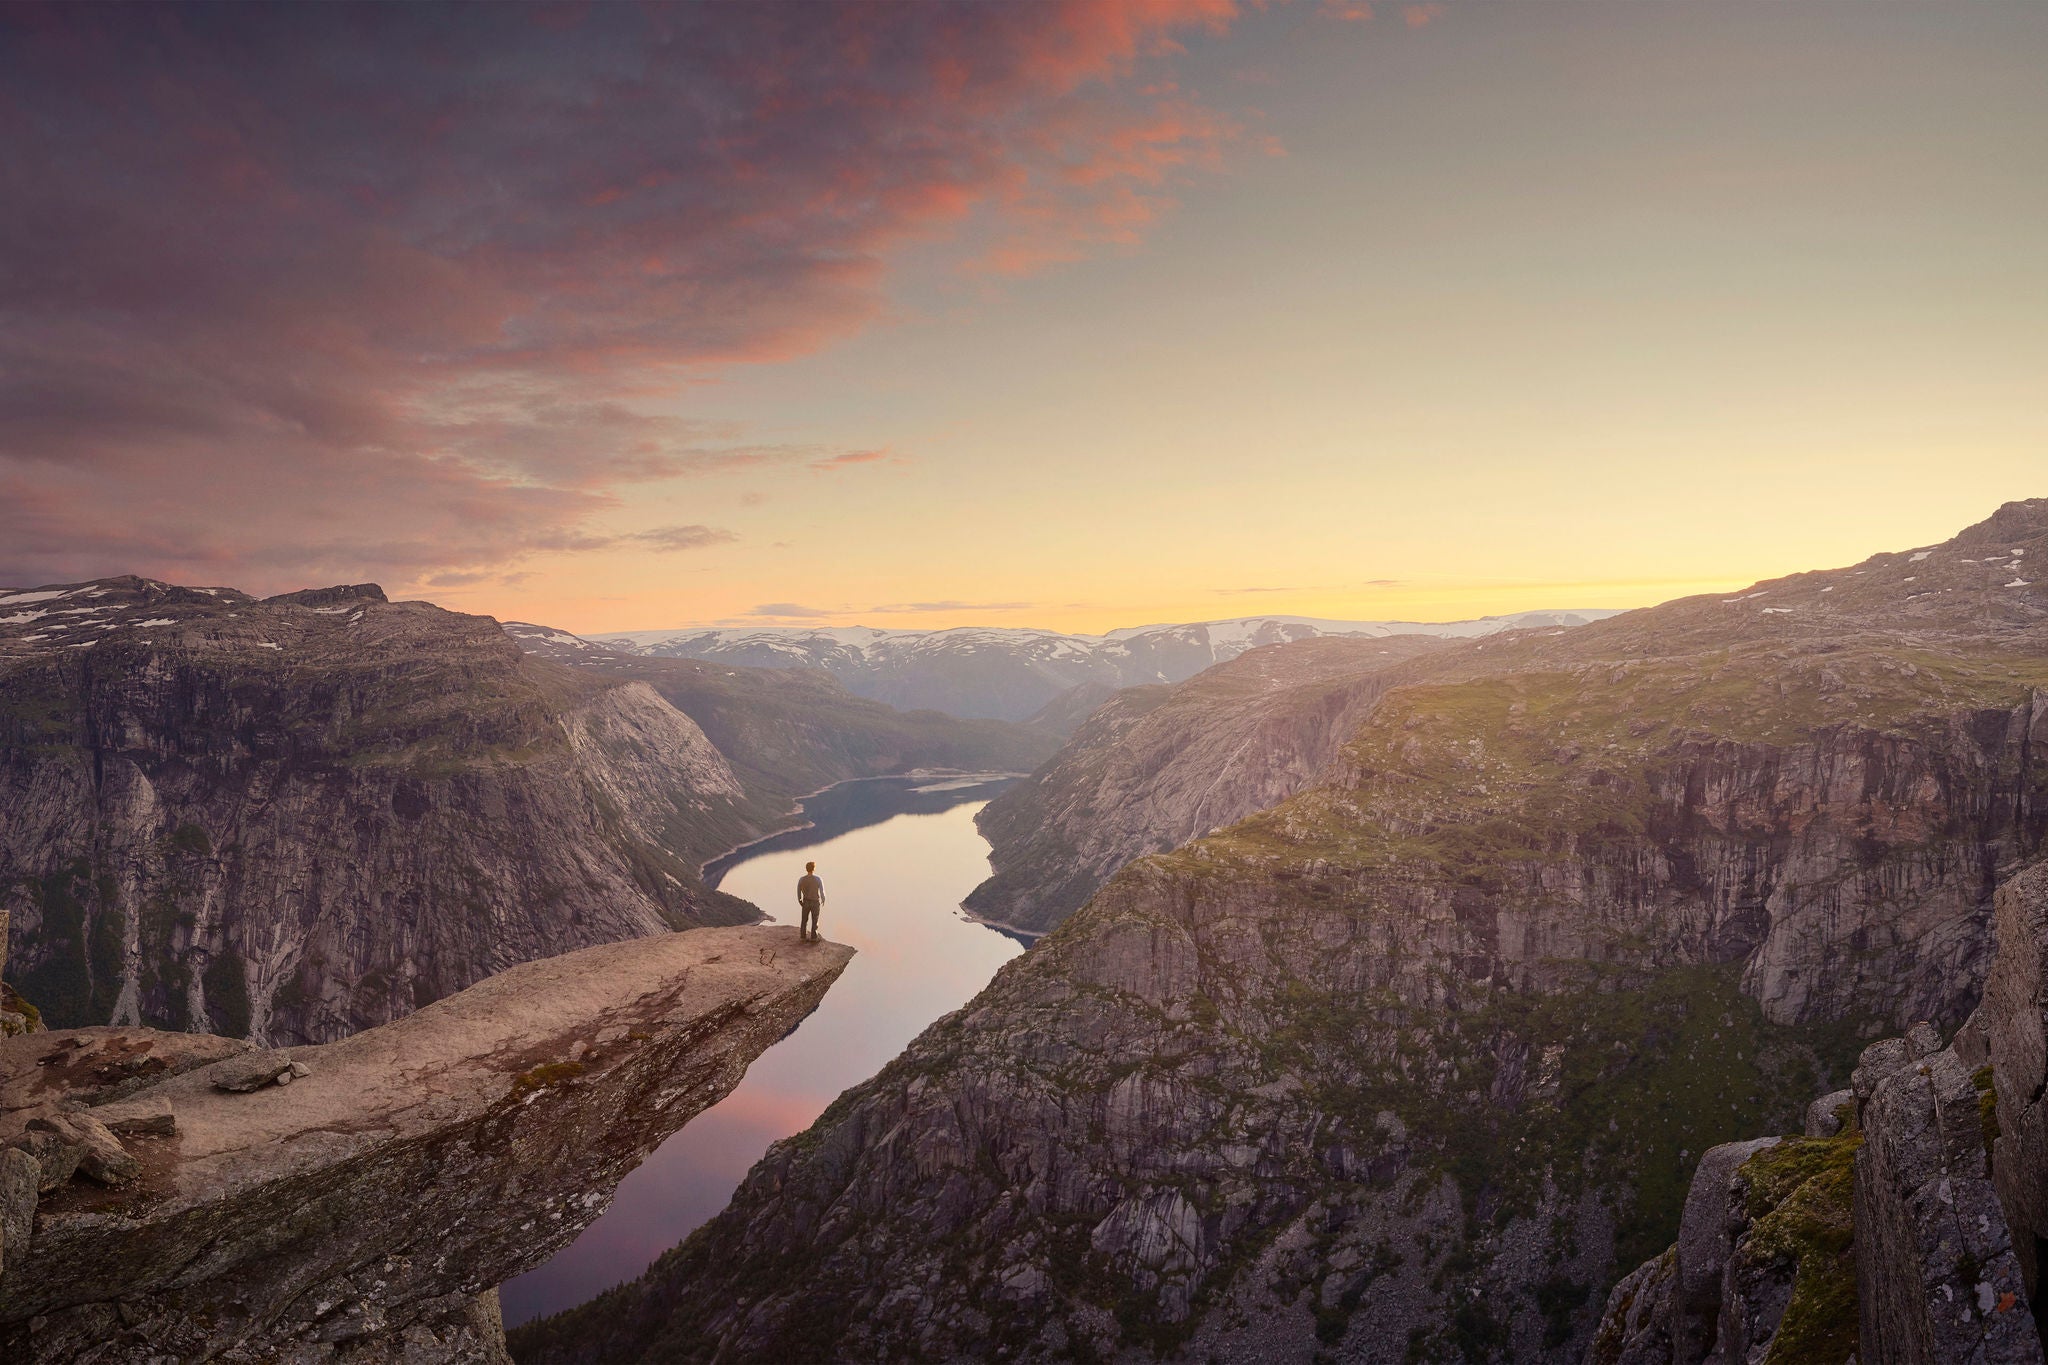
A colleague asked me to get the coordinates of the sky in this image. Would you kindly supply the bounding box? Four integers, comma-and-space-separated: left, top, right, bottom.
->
2, 0, 2043, 636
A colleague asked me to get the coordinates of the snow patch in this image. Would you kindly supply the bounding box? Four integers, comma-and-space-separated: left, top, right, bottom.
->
1909, 550, 1932, 561
2008, 579, 2033, 589
132, 618, 177, 628
257, 641, 283, 650
0, 589, 71, 606
1, 610, 48, 624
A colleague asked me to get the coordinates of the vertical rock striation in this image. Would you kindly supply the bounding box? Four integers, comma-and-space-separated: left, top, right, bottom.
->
1, 579, 769, 1044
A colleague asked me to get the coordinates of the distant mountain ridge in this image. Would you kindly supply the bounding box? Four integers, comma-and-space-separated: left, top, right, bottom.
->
525, 610, 1624, 721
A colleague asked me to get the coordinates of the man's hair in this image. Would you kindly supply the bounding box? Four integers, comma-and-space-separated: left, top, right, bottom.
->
805, 861, 816, 872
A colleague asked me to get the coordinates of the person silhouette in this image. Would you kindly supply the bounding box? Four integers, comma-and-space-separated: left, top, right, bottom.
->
796, 861, 825, 943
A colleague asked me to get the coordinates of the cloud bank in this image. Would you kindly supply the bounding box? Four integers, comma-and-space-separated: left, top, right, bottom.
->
0, 1, 1242, 591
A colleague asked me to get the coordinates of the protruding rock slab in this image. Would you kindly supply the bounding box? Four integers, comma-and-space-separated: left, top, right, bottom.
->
0, 925, 851, 1363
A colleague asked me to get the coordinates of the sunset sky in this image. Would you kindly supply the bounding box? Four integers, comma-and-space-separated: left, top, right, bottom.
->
2, 1, 2043, 635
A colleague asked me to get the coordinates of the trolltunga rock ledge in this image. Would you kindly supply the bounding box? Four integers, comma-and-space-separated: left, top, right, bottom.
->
0, 925, 852, 1363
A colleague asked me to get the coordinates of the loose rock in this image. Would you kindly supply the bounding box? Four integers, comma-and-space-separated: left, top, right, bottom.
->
208, 1050, 294, 1093
26, 1112, 138, 1187
99, 1095, 175, 1139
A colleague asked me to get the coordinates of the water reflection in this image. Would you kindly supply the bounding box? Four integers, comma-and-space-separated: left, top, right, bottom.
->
499, 776, 1023, 1326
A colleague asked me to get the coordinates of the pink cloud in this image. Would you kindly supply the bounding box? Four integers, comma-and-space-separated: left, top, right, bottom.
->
0, 2, 1247, 593
1403, 3, 1447, 29
811, 448, 905, 471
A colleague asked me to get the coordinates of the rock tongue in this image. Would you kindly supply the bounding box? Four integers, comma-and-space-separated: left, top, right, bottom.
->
0, 924, 852, 1361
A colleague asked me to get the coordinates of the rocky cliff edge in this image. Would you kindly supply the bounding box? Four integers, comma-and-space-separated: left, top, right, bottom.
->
1594, 860, 2048, 1364
0, 924, 850, 1363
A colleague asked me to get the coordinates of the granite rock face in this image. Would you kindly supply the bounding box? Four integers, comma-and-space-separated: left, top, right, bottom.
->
1982, 861, 2048, 1301
964, 634, 1453, 935
0, 577, 777, 1044
512, 503, 2048, 1364
1855, 1036, 2039, 1364
0, 924, 850, 1364
1596, 865, 2048, 1365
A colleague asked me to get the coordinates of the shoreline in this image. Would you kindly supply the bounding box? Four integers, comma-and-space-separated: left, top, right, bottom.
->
698, 769, 1028, 894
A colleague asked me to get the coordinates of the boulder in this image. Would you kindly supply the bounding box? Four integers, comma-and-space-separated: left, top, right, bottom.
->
1804, 1088, 1855, 1137
207, 1050, 294, 1093
7, 1129, 80, 1193
24, 1112, 137, 1186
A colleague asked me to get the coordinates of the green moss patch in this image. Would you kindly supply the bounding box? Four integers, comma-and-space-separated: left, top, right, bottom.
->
512, 1060, 587, 1094
1738, 1129, 1861, 1365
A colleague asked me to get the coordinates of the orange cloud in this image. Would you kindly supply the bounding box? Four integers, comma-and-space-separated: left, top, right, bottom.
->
0, 1, 1253, 592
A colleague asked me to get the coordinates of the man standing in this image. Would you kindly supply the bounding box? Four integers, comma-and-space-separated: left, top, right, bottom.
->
796, 861, 825, 943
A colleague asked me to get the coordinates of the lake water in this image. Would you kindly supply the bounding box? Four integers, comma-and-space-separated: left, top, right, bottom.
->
498, 775, 1024, 1327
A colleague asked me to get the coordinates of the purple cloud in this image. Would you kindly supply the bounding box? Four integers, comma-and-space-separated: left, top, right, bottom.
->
0, 1, 1244, 592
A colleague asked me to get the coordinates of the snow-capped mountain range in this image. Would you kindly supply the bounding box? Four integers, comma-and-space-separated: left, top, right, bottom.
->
505, 611, 1623, 722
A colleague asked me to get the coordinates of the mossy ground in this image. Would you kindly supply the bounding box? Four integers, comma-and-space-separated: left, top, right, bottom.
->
1737, 1126, 1861, 1365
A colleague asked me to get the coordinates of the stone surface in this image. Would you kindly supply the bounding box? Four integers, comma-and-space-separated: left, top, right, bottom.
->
1805, 1088, 1855, 1137
23, 1111, 137, 1186
1589, 1249, 1676, 1365
1856, 1043, 2041, 1365
0, 924, 851, 1363
96, 1093, 173, 1139
1672, 1137, 1782, 1361
0, 1148, 36, 1277
208, 1050, 293, 1092
0, 1029, 247, 1138
9, 1129, 78, 1193
1984, 861, 2048, 1300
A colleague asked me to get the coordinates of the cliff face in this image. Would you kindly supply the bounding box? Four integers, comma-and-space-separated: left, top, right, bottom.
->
0, 578, 764, 1045
1593, 861, 2048, 1365
0, 924, 852, 1363
515, 501, 2048, 1363
965, 635, 1452, 935
502, 627, 1059, 799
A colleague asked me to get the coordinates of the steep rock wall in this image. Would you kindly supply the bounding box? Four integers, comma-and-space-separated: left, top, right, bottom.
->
966, 635, 1451, 935
0, 580, 761, 1045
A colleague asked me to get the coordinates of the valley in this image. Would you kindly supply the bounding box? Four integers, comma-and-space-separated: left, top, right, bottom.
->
505, 501, 2048, 1363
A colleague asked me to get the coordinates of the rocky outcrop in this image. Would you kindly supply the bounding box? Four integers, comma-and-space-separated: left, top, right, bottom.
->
0, 924, 850, 1363
1980, 861, 2048, 1303
1595, 866, 2048, 1365
512, 502, 2048, 1364
965, 634, 1453, 935
1854, 1033, 2037, 1364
